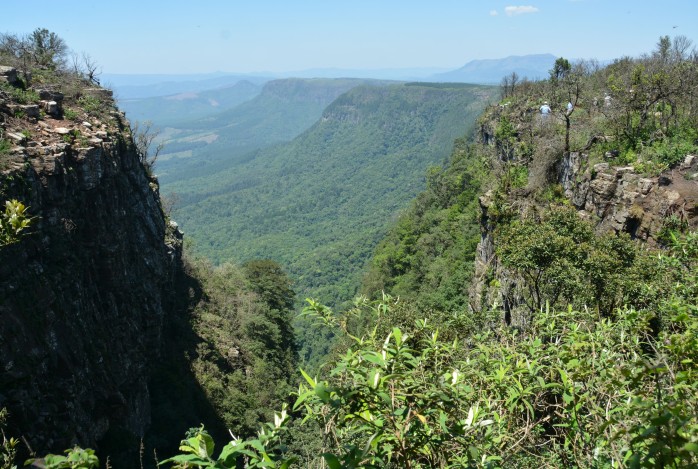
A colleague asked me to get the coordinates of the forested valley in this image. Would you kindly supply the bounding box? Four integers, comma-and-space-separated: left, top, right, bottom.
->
1, 30, 697, 469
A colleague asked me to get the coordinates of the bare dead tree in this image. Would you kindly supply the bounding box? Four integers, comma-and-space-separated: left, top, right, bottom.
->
131, 120, 164, 173
81, 53, 101, 85
500, 71, 520, 98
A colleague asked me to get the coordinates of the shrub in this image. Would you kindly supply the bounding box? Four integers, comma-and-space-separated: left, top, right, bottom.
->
63, 108, 79, 121
0, 139, 10, 156
77, 95, 104, 116
0, 199, 34, 246
646, 137, 697, 168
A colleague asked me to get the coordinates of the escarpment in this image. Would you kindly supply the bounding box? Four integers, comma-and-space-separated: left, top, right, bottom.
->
470, 94, 698, 324
0, 67, 183, 453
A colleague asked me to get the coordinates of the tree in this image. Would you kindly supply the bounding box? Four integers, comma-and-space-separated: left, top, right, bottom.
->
28, 28, 67, 69
548, 57, 586, 152
500, 71, 519, 98
0, 28, 67, 72
71, 52, 101, 85
549, 57, 571, 82
243, 259, 295, 313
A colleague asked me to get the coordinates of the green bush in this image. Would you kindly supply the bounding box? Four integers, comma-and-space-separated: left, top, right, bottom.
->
0, 199, 34, 246
0, 82, 39, 105
646, 137, 697, 168
0, 139, 11, 156
63, 108, 79, 121
77, 95, 104, 116
160, 237, 696, 468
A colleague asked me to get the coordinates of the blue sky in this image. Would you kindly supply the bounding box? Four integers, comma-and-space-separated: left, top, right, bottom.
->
3, 1, 697, 74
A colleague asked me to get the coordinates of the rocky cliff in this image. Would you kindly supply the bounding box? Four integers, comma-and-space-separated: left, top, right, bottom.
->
0, 66, 182, 453
559, 151, 698, 242
470, 105, 698, 323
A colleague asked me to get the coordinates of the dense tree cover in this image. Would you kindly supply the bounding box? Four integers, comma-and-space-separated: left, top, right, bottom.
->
155, 78, 375, 186
361, 137, 489, 311
169, 83, 493, 311
496, 206, 664, 318
4, 33, 697, 469
165, 83, 492, 369
127, 253, 299, 468
7, 231, 698, 468
181, 254, 298, 436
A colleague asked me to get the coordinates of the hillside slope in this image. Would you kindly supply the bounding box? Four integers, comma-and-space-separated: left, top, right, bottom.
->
0, 53, 298, 468
168, 82, 494, 307
364, 45, 698, 322
155, 78, 378, 185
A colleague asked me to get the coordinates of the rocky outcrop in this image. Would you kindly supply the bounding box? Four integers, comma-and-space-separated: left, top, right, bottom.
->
0, 87, 182, 453
560, 152, 698, 243
470, 104, 698, 322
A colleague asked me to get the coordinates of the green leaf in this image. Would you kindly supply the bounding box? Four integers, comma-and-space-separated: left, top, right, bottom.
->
248, 439, 266, 453
362, 352, 386, 367
392, 327, 402, 346
160, 454, 209, 465
280, 457, 299, 469
683, 442, 698, 453
299, 368, 316, 387
323, 453, 343, 469
315, 383, 330, 402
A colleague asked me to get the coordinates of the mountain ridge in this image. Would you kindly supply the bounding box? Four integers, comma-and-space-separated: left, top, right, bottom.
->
166, 82, 495, 307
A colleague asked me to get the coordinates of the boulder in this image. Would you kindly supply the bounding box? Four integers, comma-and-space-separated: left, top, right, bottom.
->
0, 65, 18, 84
38, 89, 64, 103
6, 131, 26, 145
638, 178, 654, 195
589, 177, 617, 198
83, 88, 113, 100
20, 104, 40, 119
41, 100, 60, 116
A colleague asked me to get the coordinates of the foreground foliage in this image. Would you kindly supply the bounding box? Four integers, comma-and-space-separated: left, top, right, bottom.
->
148, 231, 696, 468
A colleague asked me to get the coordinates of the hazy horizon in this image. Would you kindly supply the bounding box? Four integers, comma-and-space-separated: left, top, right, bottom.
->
3, 1, 697, 75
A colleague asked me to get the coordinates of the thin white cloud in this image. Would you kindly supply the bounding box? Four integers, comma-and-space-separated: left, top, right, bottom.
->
490, 9, 499, 16
504, 5, 540, 16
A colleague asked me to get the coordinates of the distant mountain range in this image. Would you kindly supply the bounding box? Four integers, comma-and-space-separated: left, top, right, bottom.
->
154, 78, 379, 184
107, 54, 557, 100
430, 54, 557, 83
104, 73, 270, 100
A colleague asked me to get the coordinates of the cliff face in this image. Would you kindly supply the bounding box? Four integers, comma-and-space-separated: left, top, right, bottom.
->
559, 151, 698, 242
0, 78, 182, 452
470, 112, 698, 323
